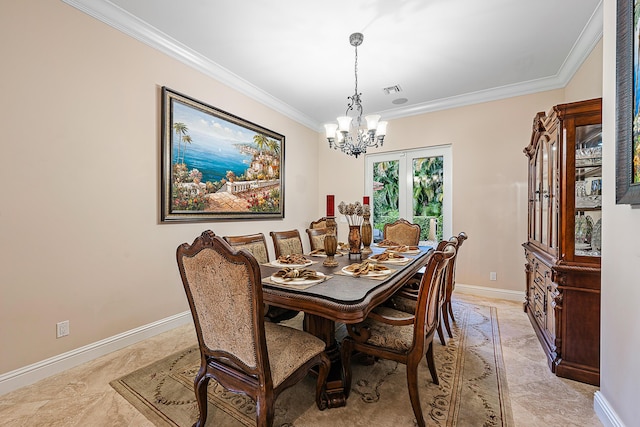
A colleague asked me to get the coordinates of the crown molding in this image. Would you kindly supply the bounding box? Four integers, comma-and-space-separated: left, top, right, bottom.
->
61, 0, 319, 131
379, 1, 603, 121
62, 0, 602, 132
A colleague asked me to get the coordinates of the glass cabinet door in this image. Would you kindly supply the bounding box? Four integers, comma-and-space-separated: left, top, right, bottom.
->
540, 140, 549, 246
574, 123, 602, 257
533, 147, 542, 243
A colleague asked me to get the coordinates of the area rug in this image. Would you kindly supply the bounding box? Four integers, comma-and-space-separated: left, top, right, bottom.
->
110, 302, 513, 426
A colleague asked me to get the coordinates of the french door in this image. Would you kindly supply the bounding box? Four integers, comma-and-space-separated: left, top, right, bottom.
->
364, 146, 452, 244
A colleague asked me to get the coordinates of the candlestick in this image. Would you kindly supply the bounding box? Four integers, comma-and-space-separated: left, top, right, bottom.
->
323, 216, 339, 267
326, 195, 335, 217
361, 206, 372, 254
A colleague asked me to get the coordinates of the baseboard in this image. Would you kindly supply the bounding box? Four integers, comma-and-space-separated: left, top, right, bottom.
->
0, 311, 192, 396
455, 283, 525, 302
594, 391, 626, 427
0, 283, 523, 396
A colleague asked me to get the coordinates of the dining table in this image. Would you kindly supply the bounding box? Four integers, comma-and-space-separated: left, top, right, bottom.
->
260, 244, 434, 408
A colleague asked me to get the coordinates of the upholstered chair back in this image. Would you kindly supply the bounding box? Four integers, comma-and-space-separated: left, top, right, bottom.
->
309, 217, 328, 229
383, 218, 421, 246
224, 233, 270, 264
306, 227, 328, 251
177, 231, 265, 373
270, 230, 304, 258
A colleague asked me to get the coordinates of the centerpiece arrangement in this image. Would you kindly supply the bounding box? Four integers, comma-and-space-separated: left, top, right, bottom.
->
338, 201, 369, 258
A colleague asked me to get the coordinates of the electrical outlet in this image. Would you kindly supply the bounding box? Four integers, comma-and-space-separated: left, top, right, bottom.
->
56, 320, 70, 338
490, 272, 497, 281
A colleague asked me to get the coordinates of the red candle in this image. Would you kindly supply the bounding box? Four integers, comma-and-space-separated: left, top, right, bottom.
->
363, 196, 370, 205
326, 195, 335, 217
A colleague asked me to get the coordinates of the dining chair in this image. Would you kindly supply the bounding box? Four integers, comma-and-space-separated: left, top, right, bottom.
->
341, 242, 456, 427
383, 218, 421, 246
270, 229, 304, 258
390, 232, 467, 342
306, 227, 328, 252
441, 232, 467, 337
176, 230, 330, 427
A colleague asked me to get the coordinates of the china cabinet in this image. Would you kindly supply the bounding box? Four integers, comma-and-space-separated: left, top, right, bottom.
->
522, 98, 601, 386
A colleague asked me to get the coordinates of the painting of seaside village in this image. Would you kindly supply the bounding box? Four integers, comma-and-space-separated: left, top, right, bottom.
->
161, 88, 284, 221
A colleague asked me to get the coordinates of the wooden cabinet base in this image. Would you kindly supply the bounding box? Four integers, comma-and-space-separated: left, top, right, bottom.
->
555, 360, 599, 386
524, 247, 600, 386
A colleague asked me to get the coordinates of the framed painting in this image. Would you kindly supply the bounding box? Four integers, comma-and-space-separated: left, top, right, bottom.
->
161, 87, 285, 221
616, 0, 640, 204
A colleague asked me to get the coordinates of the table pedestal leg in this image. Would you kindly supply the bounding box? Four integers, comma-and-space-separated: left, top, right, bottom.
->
304, 313, 347, 408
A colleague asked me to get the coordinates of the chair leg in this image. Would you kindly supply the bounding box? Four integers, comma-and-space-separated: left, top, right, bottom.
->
193, 368, 210, 427
437, 323, 446, 346
442, 303, 453, 338
448, 299, 456, 323
406, 360, 426, 427
425, 341, 439, 385
256, 393, 274, 427
341, 339, 354, 399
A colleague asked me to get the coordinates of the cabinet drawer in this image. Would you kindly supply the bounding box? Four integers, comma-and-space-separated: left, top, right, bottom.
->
533, 286, 545, 316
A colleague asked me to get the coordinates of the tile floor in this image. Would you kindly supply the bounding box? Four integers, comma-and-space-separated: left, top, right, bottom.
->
0, 292, 602, 426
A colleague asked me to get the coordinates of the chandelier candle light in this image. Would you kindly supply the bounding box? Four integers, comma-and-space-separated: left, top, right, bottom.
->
324, 32, 387, 158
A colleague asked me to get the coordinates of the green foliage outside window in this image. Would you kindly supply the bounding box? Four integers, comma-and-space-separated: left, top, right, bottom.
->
372, 156, 444, 242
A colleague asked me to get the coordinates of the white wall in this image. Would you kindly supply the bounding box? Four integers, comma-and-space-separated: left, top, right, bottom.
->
0, 0, 319, 376
596, 1, 640, 425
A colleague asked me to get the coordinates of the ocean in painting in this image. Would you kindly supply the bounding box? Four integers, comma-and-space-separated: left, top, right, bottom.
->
171, 100, 258, 184
174, 142, 252, 184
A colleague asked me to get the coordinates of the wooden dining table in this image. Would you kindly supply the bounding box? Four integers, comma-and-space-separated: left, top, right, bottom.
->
260, 245, 433, 408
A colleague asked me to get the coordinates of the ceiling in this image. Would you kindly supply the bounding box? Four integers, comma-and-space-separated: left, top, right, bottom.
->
65, 0, 603, 131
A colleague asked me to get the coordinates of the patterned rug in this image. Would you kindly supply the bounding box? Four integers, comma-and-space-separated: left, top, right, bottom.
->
110, 302, 513, 426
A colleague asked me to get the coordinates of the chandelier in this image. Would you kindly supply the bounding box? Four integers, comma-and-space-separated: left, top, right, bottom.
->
324, 33, 387, 158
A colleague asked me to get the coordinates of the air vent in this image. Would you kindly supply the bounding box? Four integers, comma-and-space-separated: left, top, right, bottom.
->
383, 85, 402, 95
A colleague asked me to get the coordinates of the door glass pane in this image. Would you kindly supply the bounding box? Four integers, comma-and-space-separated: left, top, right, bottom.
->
412, 156, 444, 244
372, 160, 399, 241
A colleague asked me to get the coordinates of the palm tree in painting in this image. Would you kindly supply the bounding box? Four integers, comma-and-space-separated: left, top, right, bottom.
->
266, 138, 280, 155
253, 134, 268, 154
180, 134, 192, 165
173, 122, 188, 165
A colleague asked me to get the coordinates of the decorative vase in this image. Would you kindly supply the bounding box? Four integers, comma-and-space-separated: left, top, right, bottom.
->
348, 225, 362, 259
361, 213, 372, 254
